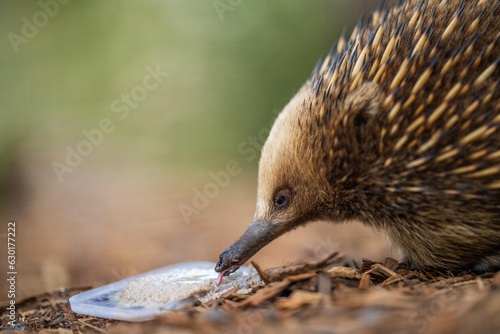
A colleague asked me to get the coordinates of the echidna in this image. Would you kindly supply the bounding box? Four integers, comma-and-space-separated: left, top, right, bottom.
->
215, 0, 500, 281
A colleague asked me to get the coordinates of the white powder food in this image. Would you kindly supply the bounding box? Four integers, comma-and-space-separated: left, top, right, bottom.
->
117, 267, 257, 307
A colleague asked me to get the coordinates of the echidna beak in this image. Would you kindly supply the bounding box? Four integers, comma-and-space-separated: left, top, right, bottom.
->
215, 220, 278, 275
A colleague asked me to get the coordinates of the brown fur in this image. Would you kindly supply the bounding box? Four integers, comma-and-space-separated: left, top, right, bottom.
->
218, 0, 500, 274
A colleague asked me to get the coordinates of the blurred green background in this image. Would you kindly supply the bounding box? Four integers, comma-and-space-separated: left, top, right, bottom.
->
0, 0, 372, 182
0, 0, 391, 299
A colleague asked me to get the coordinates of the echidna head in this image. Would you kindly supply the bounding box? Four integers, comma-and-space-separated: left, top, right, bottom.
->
215, 88, 327, 276
215, 80, 383, 277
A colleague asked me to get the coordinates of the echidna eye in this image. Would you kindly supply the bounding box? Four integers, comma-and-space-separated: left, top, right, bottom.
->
273, 189, 291, 209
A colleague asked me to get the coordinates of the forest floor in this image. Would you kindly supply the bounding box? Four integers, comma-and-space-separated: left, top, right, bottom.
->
2, 253, 499, 334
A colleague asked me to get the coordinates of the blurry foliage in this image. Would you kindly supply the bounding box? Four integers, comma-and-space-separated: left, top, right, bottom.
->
0, 0, 367, 180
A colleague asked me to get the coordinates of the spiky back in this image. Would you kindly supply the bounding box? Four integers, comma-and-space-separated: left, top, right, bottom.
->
307, 0, 499, 196
301, 0, 499, 268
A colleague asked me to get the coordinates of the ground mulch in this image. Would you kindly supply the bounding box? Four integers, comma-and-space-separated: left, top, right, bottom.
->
2, 253, 499, 333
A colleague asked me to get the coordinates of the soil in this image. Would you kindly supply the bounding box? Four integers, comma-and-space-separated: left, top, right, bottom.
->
1, 256, 499, 334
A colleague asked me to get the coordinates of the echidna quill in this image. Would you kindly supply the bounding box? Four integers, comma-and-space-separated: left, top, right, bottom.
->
215, 0, 500, 283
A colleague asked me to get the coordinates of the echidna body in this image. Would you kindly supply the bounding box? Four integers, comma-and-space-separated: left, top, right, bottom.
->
215, 0, 500, 278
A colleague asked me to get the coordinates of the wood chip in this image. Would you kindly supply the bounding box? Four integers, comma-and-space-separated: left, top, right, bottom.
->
286, 272, 317, 282
328, 266, 362, 279
252, 261, 270, 285
370, 263, 403, 279
361, 258, 380, 272
383, 257, 400, 271
237, 279, 292, 308
275, 290, 325, 310
380, 276, 405, 287
364, 263, 405, 287
358, 272, 372, 289
264, 251, 342, 282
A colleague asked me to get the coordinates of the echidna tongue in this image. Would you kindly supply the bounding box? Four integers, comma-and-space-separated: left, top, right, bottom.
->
214, 220, 278, 276
215, 272, 226, 287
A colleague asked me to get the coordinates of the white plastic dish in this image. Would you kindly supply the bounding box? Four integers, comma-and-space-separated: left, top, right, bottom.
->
69, 261, 261, 321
